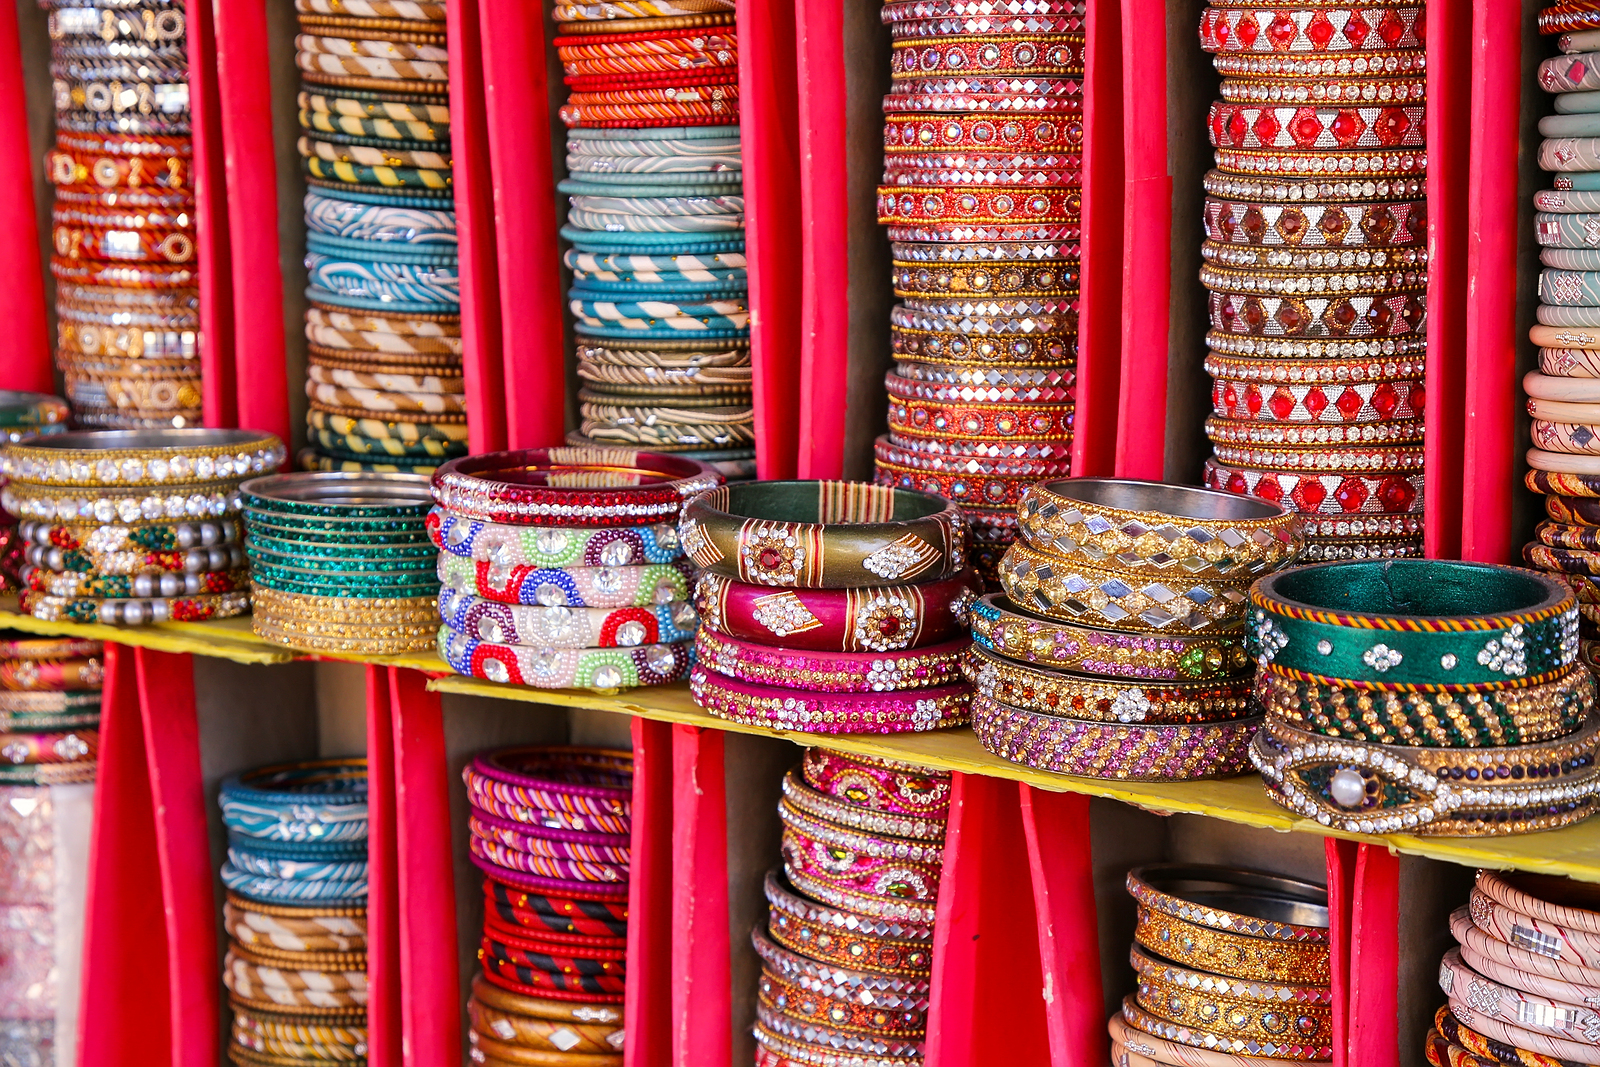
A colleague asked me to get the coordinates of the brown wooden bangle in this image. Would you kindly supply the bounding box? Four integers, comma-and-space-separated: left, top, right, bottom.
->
470, 972, 624, 1026
468, 1000, 623, 1055
469, 1029, 623, 1066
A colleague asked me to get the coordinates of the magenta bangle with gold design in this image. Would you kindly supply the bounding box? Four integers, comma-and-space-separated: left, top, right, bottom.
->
690, 666, 971, 735
972, 693, 1261, 780
678, 481, 967, 589
781, 828, 942, 923
692, 629, 968, 693
802, 747, 951, 817
693, 569, 977, 653
780, 769, 945, 842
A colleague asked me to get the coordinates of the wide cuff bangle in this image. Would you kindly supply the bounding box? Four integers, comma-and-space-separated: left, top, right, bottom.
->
439, 588, 699, 649
694, 630, 967, 693
439, 625, 693, 690
1251, 714, 1600, 836
801, 748, 952, 818
428, 507, 682, 566
438, 553, 695, 609
972, 694, 1260, 781
970, 593, 1251, 681
1017, 477, 1302, 578
1250, 560, 1580, 689
963, 644, 1255, 725
680, 480, 966, 588
431, 447, 722, 526
693, 569, 978, 653
999, 542, 1252, 634
691, 666, 970, 735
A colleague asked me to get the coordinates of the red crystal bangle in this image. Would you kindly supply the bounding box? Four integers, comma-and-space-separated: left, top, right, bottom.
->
877, 185, 1079, 225
884, 113, 1081, 153
1210, 441, 1424, 473
1202, 351, 1426, 383
693, 568, 979, 653
891, 324, 1077, 365
882, 0, 1082, 21
887, 395, 1072, 440
1209, 290, 1427, 338
874, 434, 1073, 476
1206, 414, 1424, 447
1199, 7, 1424, 53
1211, 375, 1422, 422
1214, 146, 1426, 178
431, 448, 722, 527
1209, 103, 1424, 150
1204, 196, 1425, 248
889, 13, 1084, 38
880, 90, 1081, 115
1204, 457, 1422, 515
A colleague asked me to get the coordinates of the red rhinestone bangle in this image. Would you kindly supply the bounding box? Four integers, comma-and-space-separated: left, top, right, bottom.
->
1209, 103, 1425, 150
53, 224, 194, 264
878, 185, 1080, 225
1204, 457, 1422, 515
1209, 290, 1426, 338
432, 448, 723, 527
1212, 49, 1427, 79
890, 35, 1083, 78
874, 461, 1047, 508
1211, 375, 1422, 423
1204, 197, 1425, 248
889, 14, 1085, 38
873, 434, 1073, 475
1199, 7, 1424, 54
887, 396, 1072, 440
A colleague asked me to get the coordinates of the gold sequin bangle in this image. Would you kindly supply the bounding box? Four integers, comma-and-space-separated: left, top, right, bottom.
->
1128, 863, 1329, 943
1016, 477, 1303, 578
1120, 994, 1328, 1064
963, 643, 1254, 725
1130, 944, 1332, 1007
1132, 969, 1332, 1059
999, 543, 1252, 635
248, 585, 438, 626
1134, 910, 1330, 986
253, 619, 438, 656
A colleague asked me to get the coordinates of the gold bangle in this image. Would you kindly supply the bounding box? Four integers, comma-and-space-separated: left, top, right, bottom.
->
1120, 995, 1328, 1064
1133, 971, 1332, 1059
1127, 865, 1329, 944
1134, 908, 1331, 985
999, 542, 1251, 635
4, 429, 284, 487
554, 11, 732, 30
1016, 479, 1302, 578
468, 1029, 623, 1067
252, 617, 437, 655
963, 644, 1254, 725
248, 585, 439, 626
1130, 944, 1331, 1006
226, 990, 367, 1020
225, 890, 367, 921
228, 941, 367, 972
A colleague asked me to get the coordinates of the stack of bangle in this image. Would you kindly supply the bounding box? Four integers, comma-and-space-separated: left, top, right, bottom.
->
553, 0, 754, 479
973, 479, 1300, 779
3, 429, 284, 624
1428, 869, 1600, 1066
0, 392, 71, 592
219, 758, 369, 1067
432, 447, 722, 690
47, 1, 200, 429
752, 748, 948, 1066
1249, 558, 1600, 836
0, 633, 103, 785
292, 0, 465, 475
240, 471, 438, 654
683, 480, 979, 733
870, 5, 1084, 582
1113, 864, 1333, 1067
464, 747, 630, 1063
1197, 0, 1430, 561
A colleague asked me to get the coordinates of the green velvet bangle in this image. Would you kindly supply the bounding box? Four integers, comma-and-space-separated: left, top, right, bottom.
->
1251, 561, 1579, 691
679, 480, 966, 588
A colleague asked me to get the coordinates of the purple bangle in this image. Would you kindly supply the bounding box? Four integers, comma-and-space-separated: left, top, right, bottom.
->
970, 693, 1260, 780
468, 806, 632, 865
432, 447, 723, 527
466, 779, 631, 836
468, 747, 633, 817
470, 852, 630, 902
690, 666, 971, 735
693, 630, 969, 693
469, 834, 629, 885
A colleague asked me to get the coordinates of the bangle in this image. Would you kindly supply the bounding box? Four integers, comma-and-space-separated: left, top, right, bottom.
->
0, 655, 103, 691
1132, 905, 1327, 986
467, 1001, 622, 1056
1209, 291, 1426, 339
226, 845, 367, 885
0, 631, 101, 659
879, 90, 1082, 115
1210, 376, 1422, 422
307, 361, 461, 394
4, 427, 284, 487
432, 448, 720, 526
0, 693, 100, 722
779, 769, 943, 844
778, 793, 941, 865
440, 589, 698, 649
972, 693, 1261, 780
883, 113, 1079, 152
1209, 103, 1424, 151
890, 240, 1076, 265
890, 260, 1077, 299
470, 809, 629, 866
694, 630, 966, 693
1016, 477, 1301, 577
1527, 543, 1600, 579
1203, 168, 1425, 205
1212, 48, 1427, 78
51, 7, 188, 41
970, 593, 1250, 681
1202, 240, 1427, 272
296, 49, 446, 85
1121, 995, 1323, 1064
886, 221, 1081, 245
754, 929, 930, 1014
468, 746, 631, 818
1541, 347, 1600, 378
751, 1025, 915, 1067
1204, 459, 1423, 515
47, 145, 189, 191
1435, 1005, 1598, 1067
885, 396, 1073, 440
1448, 907, 1600, 1000
21, 563, 245, 599
1131, 943, 1332, 1010
1474, 870, 1600, 946
1214, 146, 1425, 177
251, 617, 437, 656
484, 881, 629, 942
20, 588, 249, 624
891, 325, 1076, 365
889, 12, 1085, 38
1537, 521, 1600, 552
1251, 715, 1600, 835
305, 309, 462, 349
1438, 947, 1600, 1050
1132, 965, 1331, 1059
1207, 415, 1425, 448
765, 868, 932, 968
470, 972, 623, 1024
964, 644, 1254, 725
1206, 332, 1427, 362
759, 969, 925, 1040
1199, 7, 1424, 53
54, 223, 195, 264
873, 463, 1048, 509
478, 957, 624, 1001
999, 542, 1251, 634
692, 665, 970, 734
300, 107, 448, 143
877, 186, 1079, 225
1130, 863, 1327, 940
0, 729, 94, 764
874, 437, 1073, 477
1108, 1017, 1327, 1067
1201, 261, 1425, 297
1211, 442, 1423, 473
781, 831, 940, 925
1250, 560, 1578, 689
1258, 665, 1593, 747
224, 915, 367, 958
59, 323, 198, 360
220, 869, 366, 909
470, 836, 627, 887
231, 1010, 368, 1061
888, 34, 1082, 78
296, 31, 445, 58
801, 747, 949, 817
437, 554, 695, 609
441, 625, 692, 689
25, 540, 243, 576
1218, 76, 1426, 105
220, 759, 367, 842
878, 430, 1072, 465
679, 481, 966, 588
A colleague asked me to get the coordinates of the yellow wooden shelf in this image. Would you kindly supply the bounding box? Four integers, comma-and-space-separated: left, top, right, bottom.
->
9, 598, 1600, 881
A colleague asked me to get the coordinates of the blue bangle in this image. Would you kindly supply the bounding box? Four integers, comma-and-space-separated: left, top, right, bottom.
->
437, 553, 695, 609
307, 180, 455, 208
220, 760, 368, 843
568, 278, 747, 297
1554, 172, 1600, 192
226, 846, 369, 883
1558, 90, 1600, 115
220, 864, 367, 905
560, 224, 744, 254
305, 192, 457, 243
569, 297, 748, 318
304, 286, 460, 316
226, 832, 366, 859
558, 177, 742, 198
575, 322, 749, 341
305, 232, 458, 263
564, 209, 744, 234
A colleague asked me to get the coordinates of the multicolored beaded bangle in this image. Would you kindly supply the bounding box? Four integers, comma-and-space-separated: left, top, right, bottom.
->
431, 447, 721, 526
1211, 374, 1422, 423
972, 693, 1261, 780
873, 462, 1047, 510
1252, 715, 1600, 836
440, 625, 693, 690
999, 542, 1251, 634
694, 630, 966, 693
439, 588, 697, 649
691, 666, 970, 735
20, 588, 250, 624
694, 569, 977, 653
469, 807, 629, 866
437, 553, 694, 610
428, 508, 682, 567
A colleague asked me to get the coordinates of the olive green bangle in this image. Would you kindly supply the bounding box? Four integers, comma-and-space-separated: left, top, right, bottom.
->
680, 480, 967, 588
1258, 663, 1595, 748
1251, 560, 1579, 691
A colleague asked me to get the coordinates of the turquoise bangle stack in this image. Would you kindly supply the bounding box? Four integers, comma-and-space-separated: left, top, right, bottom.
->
1248, 558, 1600, 837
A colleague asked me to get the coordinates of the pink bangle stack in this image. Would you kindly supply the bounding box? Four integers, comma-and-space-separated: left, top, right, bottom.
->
430, 447, 722, 692
1429, 870, 1600, 1066
463, 746, 631, 1065
753, 748, 950, 1067
684, 480, 980, 734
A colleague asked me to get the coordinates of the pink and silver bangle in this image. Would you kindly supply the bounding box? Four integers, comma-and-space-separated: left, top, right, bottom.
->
781, 823, 941, 918
431, 447, 723, 527
780, 769, 945, 842
466, 747, 631, 819
1475, 869, 1600, 936
437, 552, 695, 609
690, 666, 971, 735
469, 833, 627, 885
972, 693, 1260, 780
468, 806, 631, 864
693, 630, 968, 694
693, 570, 979, 654
438, 624, 693, 690
1443, 996, 1600, 1064
470, 852, 630, 903
779, 794, 942, 866
427, 507, 684, 567
754, 1019, 922, 1067
1445, 942, 1600, 1037
801, 748, 952, 819
1449, 906, 1600, 993
1468, 887, 1600, 970
765, 867, 933, 955
755, 1002, 925, 1062
753, 928, 931, 1006
438, 588, 699, 648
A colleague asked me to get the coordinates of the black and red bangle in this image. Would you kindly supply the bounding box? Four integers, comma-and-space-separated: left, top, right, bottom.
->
479, 951, 627, 996
484, 879, 630, 940
479, 965, 625, 1004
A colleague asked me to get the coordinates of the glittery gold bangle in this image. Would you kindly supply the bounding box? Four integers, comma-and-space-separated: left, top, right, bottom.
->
1256, 665, 1594, 747
1133, 909, 1331, 985
1133, 972, 1332, 1059
1120, 995, 1327, 1064
1128, 864, 1329, 943
252, 618, 438, 655
247, 585, 438, 626
891, 260, 1078, 299
999, 542, 1251, 634
1129, 944, 1332, 1007
1205, 416, 1426, 448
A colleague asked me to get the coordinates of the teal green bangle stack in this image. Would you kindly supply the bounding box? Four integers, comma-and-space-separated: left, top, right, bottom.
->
240, 471, 439, 655
1249, 558, 1600, 836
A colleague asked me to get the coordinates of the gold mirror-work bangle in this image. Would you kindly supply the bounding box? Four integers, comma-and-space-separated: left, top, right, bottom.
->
1017, 477, 1302, 578
758, 969, 926, 1041
1132, 971, 1332, 1059
963, 643, 1254, 724
1257, 665, 1594, 747
969, 593, 1251, 680
999, 542, 1252, 634
1129, 944, 1332, 1007
1133, 910, 1330, 985
764, 911, 933, 979
1122, 994, 1329, 1063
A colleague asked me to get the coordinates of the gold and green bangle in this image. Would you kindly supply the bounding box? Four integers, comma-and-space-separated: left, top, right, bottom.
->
1257, 664, 1595, 748
1251, 560, 1580, 691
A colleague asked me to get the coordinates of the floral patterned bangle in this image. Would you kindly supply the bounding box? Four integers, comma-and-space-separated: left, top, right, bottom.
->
779, 768, 944, 843
438, 588, 698, 649
693, 630, 967, 693
781, 826, 941, 924
439, 625, 693, 690
437, 553, 695, 609
691, 666, 970, 735
428, 508, 682, 566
